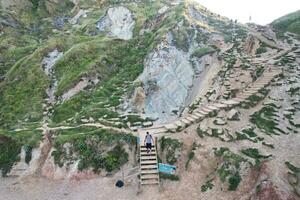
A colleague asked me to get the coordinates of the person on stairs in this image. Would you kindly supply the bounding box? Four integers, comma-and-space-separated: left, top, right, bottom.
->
144, 132, 154, 154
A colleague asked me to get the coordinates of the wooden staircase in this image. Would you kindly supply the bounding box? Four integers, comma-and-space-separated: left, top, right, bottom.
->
139, 144, 160, 186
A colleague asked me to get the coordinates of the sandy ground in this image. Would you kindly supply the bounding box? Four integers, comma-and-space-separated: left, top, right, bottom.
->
0, 175, 157, 200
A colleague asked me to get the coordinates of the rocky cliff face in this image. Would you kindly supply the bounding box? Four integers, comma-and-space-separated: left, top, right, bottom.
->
97, 6, 135, 40
133, 33, 194, 122
130, 30, 222, 123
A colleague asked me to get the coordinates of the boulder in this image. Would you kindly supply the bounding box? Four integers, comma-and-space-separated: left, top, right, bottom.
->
227, 109, 240, 121
213, 118, 227, 125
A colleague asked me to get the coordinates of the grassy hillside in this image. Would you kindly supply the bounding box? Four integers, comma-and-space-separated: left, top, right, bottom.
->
0, 0, 275, 176
271, 10, 300, 36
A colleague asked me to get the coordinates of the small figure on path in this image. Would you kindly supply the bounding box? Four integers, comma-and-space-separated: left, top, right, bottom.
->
144, 132, 154, 154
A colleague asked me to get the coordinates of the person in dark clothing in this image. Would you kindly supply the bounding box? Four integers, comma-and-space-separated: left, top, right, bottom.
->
144, 132, 154, 154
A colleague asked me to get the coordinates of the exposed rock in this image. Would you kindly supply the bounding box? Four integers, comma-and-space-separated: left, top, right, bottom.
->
9, 147, 29, 176
187, 3, 207, 23
42, 148, 96, 180
96, 6, 135, 40
131, 86, 146, 112
0, 14, 19, 28
42, 49, 63, 105
261, 25, 277, 42
61, 76, 99, 102
136, 34, 194, 123
69, 9, 88, 25
53, 16, 68, 29
227, 109, 240, 120
244, 34, 260, 55
158, 5, 169, 14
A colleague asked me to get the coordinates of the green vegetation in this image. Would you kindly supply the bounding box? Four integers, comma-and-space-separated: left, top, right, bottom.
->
256, 46, 267, 55
1, 1, 183, 130
24, 144, 33, 164
251, 66, 265, 81
185, 142, 197, 169
285, 161, 300, 173
201, 179, 214, 192
192, 46, 215, 58
256, 41, 278, 55
160, 136, 182, 165
29, 0, 41, 11
52, 32, 156, 126
52, 127, 136, 172
214, 147, 246, 191
0, 129, 42, 176
287, 86, 300, 97
235, 127, 258, 143
262, 142, 274, 149
272, 10, 300, 36
241, 148, 271, 163
159, 172, 180, 181
250, 104, 283, 135
171, 26, 190, 52
228, 172, 241, 191
196, 126, 207, 138
0, 136, 21, 176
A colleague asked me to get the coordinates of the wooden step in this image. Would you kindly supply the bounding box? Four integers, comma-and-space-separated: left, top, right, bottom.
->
141, 160, 157, 165
141, 145, 155, 149
141, 156, 157, 160
193, 112, 204, 118
141, 164, 158, 169
181, 118, 191, 125
140, 152, 156, 156
201, 107, 213, 113
186, 116, 196, 122
206, 105, 218, 110
243, 91, 257, 95
140, 149, 156, 152
141, 174, 159, 180
189, 114, 199, 120
140, 169, 158, 174
214, 103, 227, 108
196, 110, 209, 115
221, 100, 240, 105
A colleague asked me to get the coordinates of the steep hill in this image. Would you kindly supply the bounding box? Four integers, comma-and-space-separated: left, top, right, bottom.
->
0, 1, 300, 200
271, 10, 300, 37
